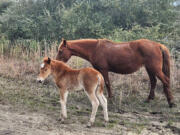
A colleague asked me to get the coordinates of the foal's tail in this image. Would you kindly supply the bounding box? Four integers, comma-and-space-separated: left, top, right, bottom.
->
96, 74, 105, 94
160, 44, 171, 78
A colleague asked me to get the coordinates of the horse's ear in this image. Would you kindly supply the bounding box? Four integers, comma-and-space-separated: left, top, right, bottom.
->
47, 57, 51, 64
62, 38, 67, 47
64, 40, 66, 46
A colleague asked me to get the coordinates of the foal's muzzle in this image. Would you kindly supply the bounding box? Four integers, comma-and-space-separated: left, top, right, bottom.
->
37, 77, 44, 83
38, 80, 42, 83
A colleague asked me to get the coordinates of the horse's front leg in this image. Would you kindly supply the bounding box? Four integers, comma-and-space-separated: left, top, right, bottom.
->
59, 90, 69, 121
99, 70, 113, 98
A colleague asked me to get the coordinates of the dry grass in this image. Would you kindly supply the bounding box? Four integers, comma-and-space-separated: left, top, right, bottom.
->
0, 43, 179, 102
0, 45, 179, 120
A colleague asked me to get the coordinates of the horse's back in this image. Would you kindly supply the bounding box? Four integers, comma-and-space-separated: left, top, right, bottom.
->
131, 39, 163, 58
93, 39, 166, 74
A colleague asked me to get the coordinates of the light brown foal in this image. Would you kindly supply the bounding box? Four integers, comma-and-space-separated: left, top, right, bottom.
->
37, 57, 109, 127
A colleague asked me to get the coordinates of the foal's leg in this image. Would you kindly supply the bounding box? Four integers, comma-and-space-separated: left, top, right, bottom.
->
156, 71, 175, 107
145, 67, 157, 102
96, 91, 109, 122
85, 90, 99, 127
60, 90, 69, 121
99, 70, 112, 98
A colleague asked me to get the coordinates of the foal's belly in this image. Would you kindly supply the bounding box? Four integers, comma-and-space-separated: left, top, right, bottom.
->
67, 81, 83, 91
67, 84, 82, 91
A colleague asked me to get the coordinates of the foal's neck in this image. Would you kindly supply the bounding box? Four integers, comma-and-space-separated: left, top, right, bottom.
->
51, 60, 70, 78
68, 39, 98, 61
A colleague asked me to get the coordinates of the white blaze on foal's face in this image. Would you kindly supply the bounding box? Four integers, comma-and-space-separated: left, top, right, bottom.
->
37, 62, 51, 82
41, 63, 45, 68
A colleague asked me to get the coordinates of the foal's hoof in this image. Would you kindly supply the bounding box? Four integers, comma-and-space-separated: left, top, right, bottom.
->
57, 118, 65, 123
86, 122, 93, 128
169, 103, 177, 108
145, 97, 154, 103
144, 99, 151, 103
103, 121, 108, 127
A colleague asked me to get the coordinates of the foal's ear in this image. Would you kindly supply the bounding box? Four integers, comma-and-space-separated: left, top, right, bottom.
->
47, 57, 51, 64
43, 57, 51, 64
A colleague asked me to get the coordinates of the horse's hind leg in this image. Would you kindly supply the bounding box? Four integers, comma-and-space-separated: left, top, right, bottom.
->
99, 70, 112, 98
85, 88, 99, 127
145, 67, 157, 102
96, 91, 109, 122
155, 71, 175, 107
59, 90, 69, 121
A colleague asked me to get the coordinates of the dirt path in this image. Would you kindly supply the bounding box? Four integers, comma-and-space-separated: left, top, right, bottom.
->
0, 103, 180, 135
0, 104, 119, 135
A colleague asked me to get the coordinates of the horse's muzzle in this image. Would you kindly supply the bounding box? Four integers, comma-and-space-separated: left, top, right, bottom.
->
37, 77, 44, 83
38, 80, 42, 83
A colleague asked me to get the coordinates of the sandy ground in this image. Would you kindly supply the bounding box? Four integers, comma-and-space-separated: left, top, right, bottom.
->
0, 103, 180, 135
0, 104, 120, 135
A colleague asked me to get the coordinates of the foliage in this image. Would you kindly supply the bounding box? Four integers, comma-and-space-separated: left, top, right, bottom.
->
0, 0, 179, 57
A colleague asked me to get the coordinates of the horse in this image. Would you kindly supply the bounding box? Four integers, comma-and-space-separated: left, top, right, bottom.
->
37, 57, 109, 127
56, 38, 176, 108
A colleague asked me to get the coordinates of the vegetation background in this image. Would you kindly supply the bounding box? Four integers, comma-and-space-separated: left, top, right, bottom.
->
0, 0, 179, 59
0, 0, 179, 135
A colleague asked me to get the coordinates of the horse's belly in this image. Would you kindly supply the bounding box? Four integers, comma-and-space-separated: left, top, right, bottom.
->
109, 63, 143, 74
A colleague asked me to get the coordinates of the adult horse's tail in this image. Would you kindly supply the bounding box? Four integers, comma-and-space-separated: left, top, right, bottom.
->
160, 45, 170, 78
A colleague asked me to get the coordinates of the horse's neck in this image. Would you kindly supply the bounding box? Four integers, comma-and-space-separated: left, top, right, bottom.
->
68, 40, 98, 61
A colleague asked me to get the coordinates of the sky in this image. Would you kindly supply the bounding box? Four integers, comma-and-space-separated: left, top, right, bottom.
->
173, 0, 180, 6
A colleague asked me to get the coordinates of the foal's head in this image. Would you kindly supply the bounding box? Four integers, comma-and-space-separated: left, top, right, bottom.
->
37, 57, 51, 83
56, 38, 72, 62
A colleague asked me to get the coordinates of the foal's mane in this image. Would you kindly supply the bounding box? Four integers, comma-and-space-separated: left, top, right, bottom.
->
51, 59, 70, 70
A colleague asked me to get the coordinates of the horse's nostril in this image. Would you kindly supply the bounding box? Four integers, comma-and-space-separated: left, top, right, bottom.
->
38, 80, 42, 83
37, 79, 42, 83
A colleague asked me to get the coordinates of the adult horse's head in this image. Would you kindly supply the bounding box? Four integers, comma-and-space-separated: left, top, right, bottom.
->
56, 38, 72, 62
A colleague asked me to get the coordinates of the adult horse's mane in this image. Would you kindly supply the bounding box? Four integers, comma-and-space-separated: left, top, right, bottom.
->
68, 39, 98, 44
68, 38, 117, 45
62, 38, 129, 47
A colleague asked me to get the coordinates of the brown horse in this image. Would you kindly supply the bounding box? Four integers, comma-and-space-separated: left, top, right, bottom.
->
56, 38, 176, 108
37, 57, 109, 127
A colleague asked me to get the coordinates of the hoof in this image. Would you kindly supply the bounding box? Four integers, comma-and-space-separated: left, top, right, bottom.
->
169, 102, 177, 108
57, 118, 65, 123
105, 119, 109, 123
86, 122, 93, 128
144, 99, 150, 103
144, 97, 154, 103
103, 121, 108, 127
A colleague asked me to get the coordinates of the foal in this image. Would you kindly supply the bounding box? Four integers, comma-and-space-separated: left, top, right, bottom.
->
37, 57, 109, 127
